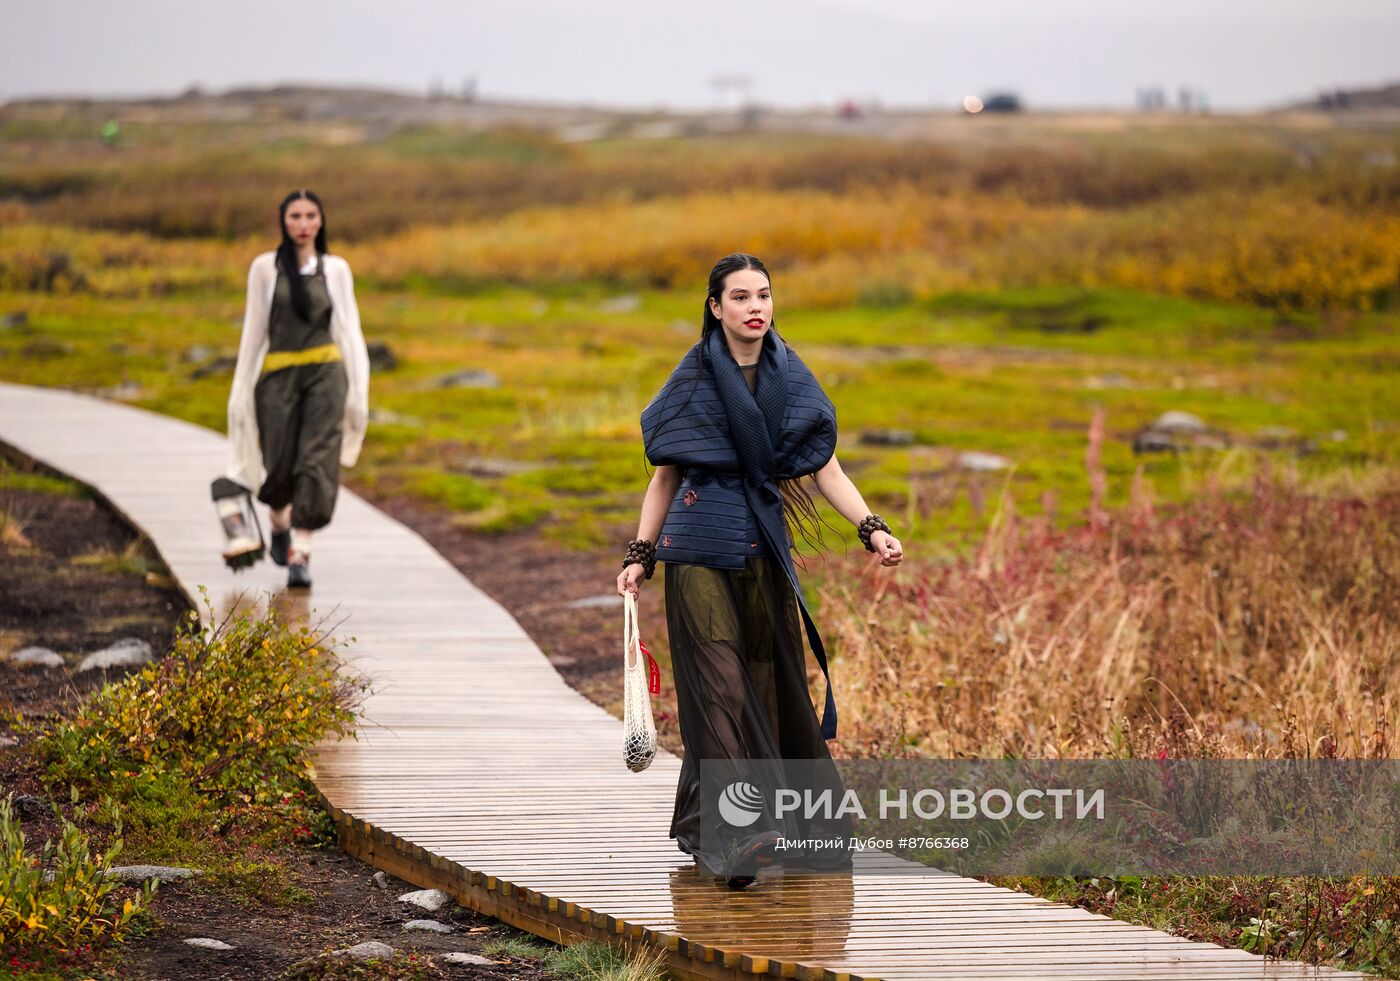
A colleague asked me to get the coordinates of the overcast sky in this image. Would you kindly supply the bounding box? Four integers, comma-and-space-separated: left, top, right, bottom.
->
4, 0, 1396, 111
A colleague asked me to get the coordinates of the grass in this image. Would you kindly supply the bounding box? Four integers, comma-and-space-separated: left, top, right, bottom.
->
1001, 875, 1400, 975
69, 541, 156, 577
3, 108, 1399, 976
824, 461, 1400, 760
1, 281, 1394, 555
0, 461, 89, 550
4, 116, 1394, 555
483, 929, 667, 981
815, 461, 1400, 974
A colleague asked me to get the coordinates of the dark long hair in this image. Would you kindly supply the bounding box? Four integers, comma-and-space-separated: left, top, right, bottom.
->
276, 189, 327, 320
701, 253, 832, 553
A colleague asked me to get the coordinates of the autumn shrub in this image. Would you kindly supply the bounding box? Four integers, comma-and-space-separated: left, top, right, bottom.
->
5, 124, 1381, 238
362, 188, 925, 288
0, 223, 244, 297
974, 190, 1400, 310
9, 186, 1395, 314
0, 797, 152, 954
825, 466, 1400, 760
40, 599, 366, 806
1004, 874, 1400, 973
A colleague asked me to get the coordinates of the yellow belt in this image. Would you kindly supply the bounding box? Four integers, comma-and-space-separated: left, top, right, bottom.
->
261, 343, 342, 375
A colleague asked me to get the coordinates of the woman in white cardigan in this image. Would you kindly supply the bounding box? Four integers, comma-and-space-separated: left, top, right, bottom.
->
226, 190, 369, 588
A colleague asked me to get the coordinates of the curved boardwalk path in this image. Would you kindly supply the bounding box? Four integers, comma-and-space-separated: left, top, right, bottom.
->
0, 381, 1363, 981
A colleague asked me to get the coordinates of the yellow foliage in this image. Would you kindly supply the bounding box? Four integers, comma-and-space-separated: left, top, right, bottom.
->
0, 798, 153, 953
2, 182, 1394, 311
354, 188, 1057, 290
974, 191, 1400, 310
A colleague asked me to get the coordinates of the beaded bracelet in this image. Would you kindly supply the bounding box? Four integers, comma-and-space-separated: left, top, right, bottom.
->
623, 538, 658, 580
856, 514, 893, 553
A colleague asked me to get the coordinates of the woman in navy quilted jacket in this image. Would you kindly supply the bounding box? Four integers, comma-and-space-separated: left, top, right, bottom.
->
617, 253, 903, 888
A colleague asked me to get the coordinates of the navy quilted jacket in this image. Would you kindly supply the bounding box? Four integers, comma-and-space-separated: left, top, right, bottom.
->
641, 327, 841, 736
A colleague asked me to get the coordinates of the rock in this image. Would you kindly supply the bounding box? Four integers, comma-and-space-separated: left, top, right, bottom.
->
957, 451, 1011, 472
1084, 373, 1132, 390
546, 654, 577, 667
12, 795, 45, 821
182, 344, 216, 364
366, 341, 398, 371
859, 428, 915, 447
450, 456, 534, 478
565, 594, 624, 610
436, 369, 500, 389
0, 735, 18, 747
441, 952, 496, 966
11, 646, 64, 669
372, 870, 389, 891
0, 311, 28, 329
404, 919, 454, 934
600, 293, 641, 314
1151, 410, 1206, 434
184, 938, 235, 951
106, 865, 199, 883
189, 356, 237, 380
21, 338, 71, 358
368, 408, 422, 427
1328, 429, 1348, 442
78, 638, 154, 673
338, 941, 395, 961
1134, 412, 1230, 455
398, 888, 453, 912
1133, 429, 1178, 454
1254, 426, 1298, 449
98, 381, 144, 402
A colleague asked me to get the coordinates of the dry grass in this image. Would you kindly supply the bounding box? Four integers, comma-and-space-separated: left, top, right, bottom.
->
826, 449, 1400, 760
4, 123, 1398, 311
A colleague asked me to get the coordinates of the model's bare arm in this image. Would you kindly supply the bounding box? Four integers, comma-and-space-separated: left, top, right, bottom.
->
617, 465, 684, 594
811, 454, 904, 566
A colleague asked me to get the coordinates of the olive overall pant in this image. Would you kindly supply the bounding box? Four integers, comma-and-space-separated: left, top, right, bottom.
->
254, 260, 347, 531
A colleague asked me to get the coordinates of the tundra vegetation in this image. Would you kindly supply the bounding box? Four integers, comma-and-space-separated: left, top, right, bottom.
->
1, 106, 1397, 973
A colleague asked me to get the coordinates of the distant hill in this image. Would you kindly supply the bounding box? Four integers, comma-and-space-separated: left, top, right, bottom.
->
1289, 82, 1400, 112
3, 84, 637, 133
6, 84, 1396, 146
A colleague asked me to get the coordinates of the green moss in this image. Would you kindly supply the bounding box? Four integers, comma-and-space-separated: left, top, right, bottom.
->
0, 466, 87, 498
406, 469, 494, 513
3, 269, 1396, 554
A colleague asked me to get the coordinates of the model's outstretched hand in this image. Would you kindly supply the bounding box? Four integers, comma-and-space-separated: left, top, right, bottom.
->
617, 562, 647, 596
870, 530, 904, 567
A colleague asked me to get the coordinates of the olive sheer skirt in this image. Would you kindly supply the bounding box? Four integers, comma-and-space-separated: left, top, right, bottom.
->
664, 557, 851, 872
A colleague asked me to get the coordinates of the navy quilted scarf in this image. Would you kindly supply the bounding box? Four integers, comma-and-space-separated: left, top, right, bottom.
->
643, 327, 840, 738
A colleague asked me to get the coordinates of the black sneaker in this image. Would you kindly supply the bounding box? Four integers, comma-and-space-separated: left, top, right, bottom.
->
269, 529, 291, 566
287, 560, 311, 589
722, 830, 780, 883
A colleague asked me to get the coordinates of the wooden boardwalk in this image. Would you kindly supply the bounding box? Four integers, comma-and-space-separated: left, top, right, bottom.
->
0, 380, 1364, 981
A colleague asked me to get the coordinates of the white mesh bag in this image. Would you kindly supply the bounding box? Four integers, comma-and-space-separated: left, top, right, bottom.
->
622, 592, 658, 773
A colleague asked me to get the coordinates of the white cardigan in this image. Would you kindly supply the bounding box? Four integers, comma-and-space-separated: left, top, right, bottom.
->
226, 252, 370, 491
